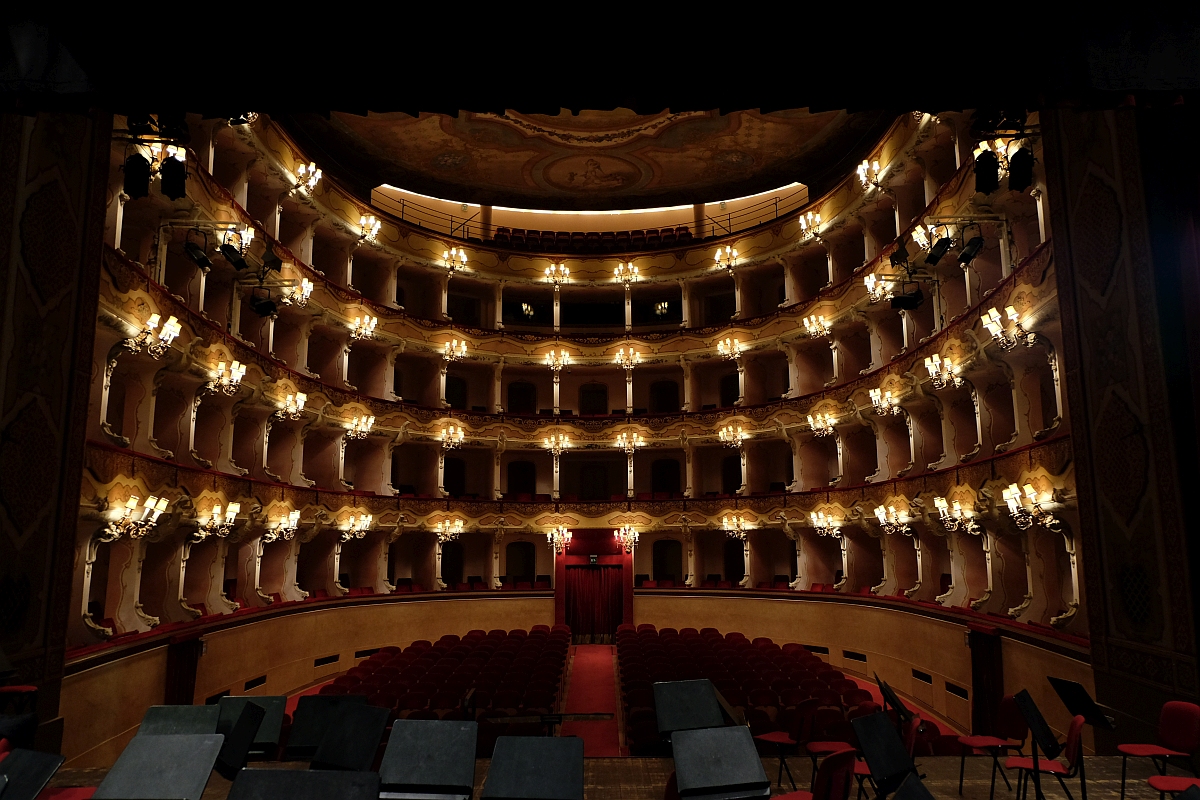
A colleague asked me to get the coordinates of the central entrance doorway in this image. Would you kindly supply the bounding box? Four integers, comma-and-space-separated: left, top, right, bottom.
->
565, 564, 624, 644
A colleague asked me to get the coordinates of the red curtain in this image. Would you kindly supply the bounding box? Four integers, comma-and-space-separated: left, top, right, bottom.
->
566, 565, 623, 637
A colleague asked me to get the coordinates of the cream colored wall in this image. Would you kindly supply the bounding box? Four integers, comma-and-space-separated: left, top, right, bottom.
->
60, 646, 168, 768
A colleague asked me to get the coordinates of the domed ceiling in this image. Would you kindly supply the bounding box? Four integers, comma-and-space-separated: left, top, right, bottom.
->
277, 108, 895, 211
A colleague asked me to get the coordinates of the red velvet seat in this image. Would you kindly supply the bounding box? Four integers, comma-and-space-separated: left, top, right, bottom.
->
1118, 701, 1200, 799
775, 748, 856, 800
957, 694, 1028, 799
1147, 775, 1200, 795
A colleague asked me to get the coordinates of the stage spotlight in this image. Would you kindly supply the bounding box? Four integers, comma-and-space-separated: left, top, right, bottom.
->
219, 242, 249, 271
1008, 147, 1034, 191
891, 286, 925, 310
261, 246, 283, 273
925, 237, 953, 266
889, 241, 910, 269
974, 149, 1000, 194
160, 155, 186, 200
958, 236, 985, 265
123, 154, 151, 199
184, 241, 211, 269
249, 294, 277, 317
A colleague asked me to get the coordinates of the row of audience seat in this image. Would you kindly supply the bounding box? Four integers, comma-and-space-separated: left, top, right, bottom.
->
490, 226, 696, 254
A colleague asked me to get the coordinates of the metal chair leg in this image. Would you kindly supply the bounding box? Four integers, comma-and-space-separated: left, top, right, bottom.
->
1120, 755, 1127, 800
989, 755, 999, 800
1056, 774, 1075, 800
960, 751, 967, 795
778, 747, 796, 792
995, 750, 1013, 791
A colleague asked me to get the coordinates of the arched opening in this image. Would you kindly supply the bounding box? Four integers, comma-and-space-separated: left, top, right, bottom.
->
443, 456, 466, 498
652, 539, 683, 583
721, 455, 742, 495
579, 382, 609, 416
649, 380, 680, 413
723, 537, 746, 584
579, 463, 610, 502
441, 540, 464, 586
651, 459, 681, 495
445, 375, 468, 410
508, 381, 537, 415
719, 372, 740, 408
506, 541, 536, 585
507, 460, 536, 498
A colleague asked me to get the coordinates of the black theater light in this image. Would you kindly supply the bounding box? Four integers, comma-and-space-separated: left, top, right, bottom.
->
925, 237, 953, 266
123, 153, 151, 199
183, 237, 212, 269
260, 246, 283, 274
974, 149, 1000, 194
220, 241, 249, 271
1008, 146, 1034, 192
889, 240, 910, 269
958, 236, 985, 265
248, 292, 277, 317
890, 285, 925, 311
160, 154, 186, 200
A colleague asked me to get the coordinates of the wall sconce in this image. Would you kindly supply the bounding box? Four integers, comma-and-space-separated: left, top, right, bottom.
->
439, 424, 465, 450
614, 525, 638, 553
436, 518, 464, 543
911, 224, 931, 252
346, 414, 375, 440
718, 424, 746, 448
208, 360, 245, 396
544, 349, 571, 371
808, 412, 836, 437
343, 514, 372, 539
614, 262, 639, 284
1002, 483, 1059, 530
803, 314, 831, 338
276, 392, 307, 420
544, 263, 570, 284
547, 525, 572, 554
981, 306, 1034, 350
924, 353, 963, 389
857, 159, 882, 190
280, 277, 313, 307
810, 511, 841, 537
267, 509, 301, 542
125, 313, 181, 358
198, 502, 240, 539
721, 514, 748, 540
874, 505, 912, 536
350, 314, 378, 340
444, 247, 467, 272
520, 302, 536, 319
360, 215, 381, 242
615, 431, 644, 454
654, 301, 670, 317
295, 162, 322, 192
105, 495, 170, 539
615, 347, 641, 371
933, 496, 983, 535
717, 337, 742, 360
864, 274, 894, 304
799, 210, 821, 238
715, 245, 738, 272
543, 432, 570, 456
443, 339, 468, 361
870, 388, 901, 416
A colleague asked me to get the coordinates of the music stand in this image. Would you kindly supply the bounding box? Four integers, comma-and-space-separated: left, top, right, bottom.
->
135, 705, 220, 736
481, 736, 584, 800
217, 696, 286, 758
892, 773, 937, 800
1013, 690, 1062, 800
873, 674, 914, 726
92, 733, 224, 800
653, 680, 725, 737
0, 749, 64, 800
670, 726, 770, 799
310, 703, 390, 772
1047, 677, 1115, 731
852, 712, 917, 798
215, 702, 267, 780
284, 695, 367, 760
227, 769, 379, 800
379, 719, 477, 799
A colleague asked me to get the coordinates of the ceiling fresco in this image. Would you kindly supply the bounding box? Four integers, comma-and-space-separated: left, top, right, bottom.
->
278, 108, 895, 211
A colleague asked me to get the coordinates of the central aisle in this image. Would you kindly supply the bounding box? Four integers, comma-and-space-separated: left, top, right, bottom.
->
558, 644, 622, 756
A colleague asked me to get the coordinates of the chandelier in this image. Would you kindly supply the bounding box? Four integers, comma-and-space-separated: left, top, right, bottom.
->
439, 424, 465, 450
197, 502, 240, 539
615, 347, 641, 371
717, 337, 742, 360
803, 314, 831, 338
444, 247, 468, 272
544, 348, 571, 371
615, 431, 644, 454
343, 514, 372, 539
864, 274, 894, 304
350, 314, 378, 340
799, 210, 821, 238
105, 495, 170, 539
614, 262, 639, 284
718, 424, 746, 448
276, 392, 307, 420
808, 412, 836, 437
714, 245, 738, 272
924, 353, 964, 389
655, 301, 670, 317
934, 496, 983, 535
870, 388, 901, 416
346, 414, 375, 440
857, 159, 882, 190
544, 263, 570, 284
443, 338, 468, 361
981, 306, 1034, 350
295, 162, 322, 192
359, 214, 381, 242
810, 511, 841, 537
125, 313, 181, 359
613, 525, 639, 553
266, 510, 301, 543
547, 525, 572, 554
721, 514, 748, 540
208, 360, 246, 396
543, 432, 570, 457
436, 518, 464, 542
280, 277, 313, 307
874, 505, 912, 536
1002, 483, 1059, 530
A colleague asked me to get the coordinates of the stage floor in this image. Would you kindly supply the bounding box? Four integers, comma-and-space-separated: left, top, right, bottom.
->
48, 755, 1185, 799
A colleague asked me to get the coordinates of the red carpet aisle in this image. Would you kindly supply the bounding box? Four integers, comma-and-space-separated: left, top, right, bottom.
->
559, 644, 622, 756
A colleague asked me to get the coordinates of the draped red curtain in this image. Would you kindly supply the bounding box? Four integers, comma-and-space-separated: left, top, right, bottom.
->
566, 565, 623, 638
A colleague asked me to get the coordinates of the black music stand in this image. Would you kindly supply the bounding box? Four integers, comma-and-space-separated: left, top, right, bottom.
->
853, 711, 918, 799
310, 703, 390, 772
481, 736, 584, 800
136, 704, 220, 736
92, 733, 224, 800
1013, 690, 1064, 800
215, 702, 267, 779
380, 719, 477, 799
874, 674, 914, 728
0, 749, 64, 800
1047, 677, 1115, 731
670, 725, 771, 799
892, 773, 937, 800
227, 769, 380, 800
284, 695, 367, 760
654, 680, 726, 737
217, 696, 286, 758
